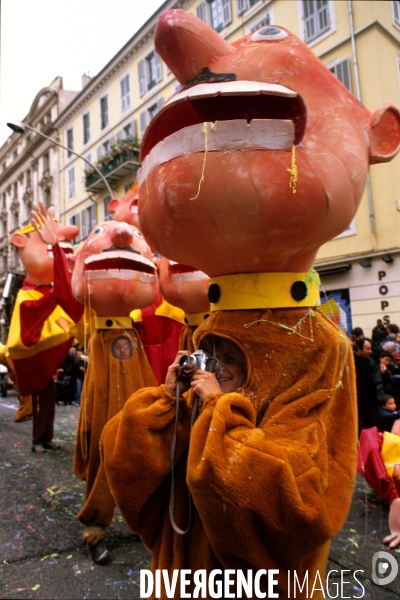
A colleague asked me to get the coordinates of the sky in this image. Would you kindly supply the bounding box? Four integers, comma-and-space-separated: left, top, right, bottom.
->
0, 0, 166, 146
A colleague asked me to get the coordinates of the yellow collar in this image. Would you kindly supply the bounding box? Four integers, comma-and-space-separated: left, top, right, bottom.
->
183, 312, 211, 326
208, 271, 320, 311
95, 316, 134, 329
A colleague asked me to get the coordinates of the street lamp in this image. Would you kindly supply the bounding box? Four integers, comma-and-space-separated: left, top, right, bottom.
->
7, 120, 115, 199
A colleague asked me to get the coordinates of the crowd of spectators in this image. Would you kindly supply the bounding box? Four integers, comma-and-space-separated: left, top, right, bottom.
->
350, 320, 400, 433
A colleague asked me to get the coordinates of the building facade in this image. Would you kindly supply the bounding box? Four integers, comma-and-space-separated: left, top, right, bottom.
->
0, 76, 78, 340
1, 1, 399, 338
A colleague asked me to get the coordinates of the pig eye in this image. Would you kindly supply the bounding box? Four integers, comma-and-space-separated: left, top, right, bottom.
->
93, 226, 104, 235
133, 230, 143, 238
251, 26, 288, 41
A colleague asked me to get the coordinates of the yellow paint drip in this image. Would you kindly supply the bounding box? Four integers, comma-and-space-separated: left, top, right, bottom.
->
190, 122, 209, 201
287, 145, 298, 193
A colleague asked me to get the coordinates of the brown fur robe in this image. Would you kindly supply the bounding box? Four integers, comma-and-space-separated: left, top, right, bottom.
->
75, 327, 156, 536
101, 308, 357, 598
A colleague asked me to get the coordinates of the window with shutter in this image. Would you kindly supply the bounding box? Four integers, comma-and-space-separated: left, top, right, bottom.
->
222, 0, 232, 26
67, 128, 74, 157
68, 167, 75, 198
103, 195, 114, 221
97, 146, 103, 161
303, 0, 331, 43
394, 0, 400, 25
196, 1, 207, 23
121, 74, 131, 112
69, 213, 80, 243
210, 0, 231, 32
237, 0, 247, 16
138, 60, 146, 97
83, 112, 90, 145
81, 208, 87, 239
330, 58, 352, 92
140, 111, 148, 137
100, 95, 109, 129
155, 53, 163, 83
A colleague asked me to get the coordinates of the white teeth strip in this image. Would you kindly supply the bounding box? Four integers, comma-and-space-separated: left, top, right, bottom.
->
84, 269, 157, 283
171, 271, 209, 283
165, 81, 297, 106
130, 206, 138, 213
138, 119, 294, 184
84, 250, 155, 270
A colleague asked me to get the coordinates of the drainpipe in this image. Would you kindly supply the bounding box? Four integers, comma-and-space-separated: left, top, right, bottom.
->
348, 0, 375, 234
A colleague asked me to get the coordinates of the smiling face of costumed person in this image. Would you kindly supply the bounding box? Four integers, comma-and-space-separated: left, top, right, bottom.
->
112, 337, 132, 360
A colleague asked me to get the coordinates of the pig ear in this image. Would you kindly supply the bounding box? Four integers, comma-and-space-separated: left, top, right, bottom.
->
369, 104, 400, 164
67, 254, 77, 274
11, 233, 27, 248
108, 198, 120, 215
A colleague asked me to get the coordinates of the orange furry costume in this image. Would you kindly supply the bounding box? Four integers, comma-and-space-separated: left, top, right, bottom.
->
74, 326, 156, 540
101, 307, 357, 598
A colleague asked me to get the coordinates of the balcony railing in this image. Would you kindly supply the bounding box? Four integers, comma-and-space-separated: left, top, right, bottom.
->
85, 137, 141, 194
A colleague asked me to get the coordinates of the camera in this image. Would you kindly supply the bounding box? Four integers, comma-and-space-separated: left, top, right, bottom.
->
178, 350, 219, 378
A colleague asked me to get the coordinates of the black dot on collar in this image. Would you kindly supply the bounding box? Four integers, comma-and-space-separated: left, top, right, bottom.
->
204, 314, 210, 319
208, 283, 221, 304
184, 317, 188, 324
291, 281, 308, 302
105, 319, 113, 327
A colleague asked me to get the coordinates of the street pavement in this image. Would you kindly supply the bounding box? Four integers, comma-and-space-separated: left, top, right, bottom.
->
0, 390, 400, 599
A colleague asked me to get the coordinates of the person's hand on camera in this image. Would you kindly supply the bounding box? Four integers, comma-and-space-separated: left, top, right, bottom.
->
190, 370, 222, 403
165, 350, 191, 396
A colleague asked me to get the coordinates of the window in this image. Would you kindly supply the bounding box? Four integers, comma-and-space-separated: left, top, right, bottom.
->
81, 205, 97, 239
100, 95, 109, 129
43, 153, 50, 172
210, 0, 232, 32
250, 14, 271, 31
139, 98, 164, 138
26, 169, 31, 187
68, 167, 75, 198
1, 193, 6, 208
103, 195, 113, 221
67, 128, 74, 157
330, 58, 352, 92
97, 136, 114, 161
43, 188, 51, 208
2, 251, 7, 271
394, 1, 400, 26
2, 218, 7, 238
84, 153, 92, 172
138, 51, 162, 97
196, 1, 207, 22
83, 112, 91, 145
11, 246, 19, 268
13, 150, 18, 161
120, 74, 131, 112
237, 0, 259, 15
69, 213, 80, 243
303, 0, 330, 43
13, 182, 18, 200
117, 120, 136, 142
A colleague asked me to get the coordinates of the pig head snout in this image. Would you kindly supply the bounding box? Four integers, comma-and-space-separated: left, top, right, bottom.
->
110, 223, 133, 248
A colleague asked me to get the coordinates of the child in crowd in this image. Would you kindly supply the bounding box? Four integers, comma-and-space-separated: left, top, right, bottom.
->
377, 394, 400, 432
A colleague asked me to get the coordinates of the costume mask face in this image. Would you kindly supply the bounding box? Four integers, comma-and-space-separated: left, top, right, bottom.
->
158, 256, 210, 315
11, 222, 78, 285
69, 221, 158, 316
108, 184, 140, 229
138, 11, 400, 276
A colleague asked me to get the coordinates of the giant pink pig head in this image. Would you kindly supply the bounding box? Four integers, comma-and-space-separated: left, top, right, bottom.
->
108, 183, 140, 229
69, 221, 158, 316
11, 222, 77, 286
138, 10, 400, 276
159, 256, 210, 315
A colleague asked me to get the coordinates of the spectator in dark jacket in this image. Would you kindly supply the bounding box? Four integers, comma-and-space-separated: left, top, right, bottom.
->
354, 338, 384, 433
